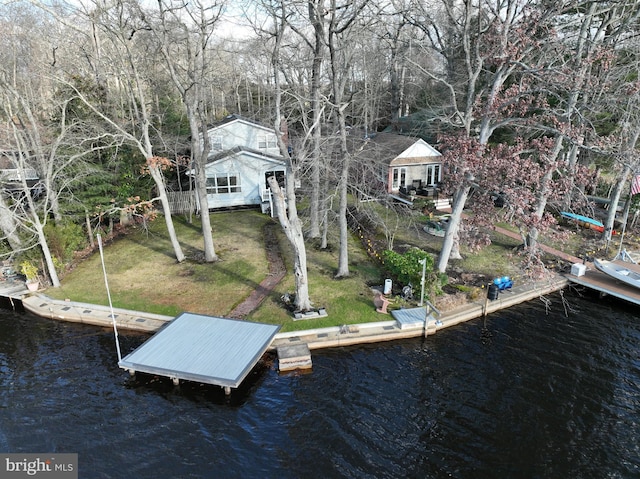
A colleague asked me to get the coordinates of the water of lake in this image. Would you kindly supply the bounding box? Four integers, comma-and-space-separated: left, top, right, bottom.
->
0, 289, 638, 478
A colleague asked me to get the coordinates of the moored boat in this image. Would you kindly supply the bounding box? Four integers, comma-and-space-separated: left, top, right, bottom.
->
423, 215, 450, 237
593, 258, 640, 289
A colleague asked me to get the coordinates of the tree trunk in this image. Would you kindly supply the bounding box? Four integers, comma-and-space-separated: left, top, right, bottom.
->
335, 156, 350, 277
195, 160, 217, 262
269, 1, 313, 312
335, 106, 351, 277
527, 167, 555, 252
268, 175, 312, 311
437, 183, 470, 272
189, 114, 217, 263
604, 167, 631, 244
306, 0, 326, 239
604, 130, 640, 243
148, 165, 186, 263
0, 194, 22, 251
35, 223, 60, 288
85, 212, 95, 249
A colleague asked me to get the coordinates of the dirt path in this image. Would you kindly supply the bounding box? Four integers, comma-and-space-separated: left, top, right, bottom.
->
228, 222, 286, 319
492, 224, 582, 264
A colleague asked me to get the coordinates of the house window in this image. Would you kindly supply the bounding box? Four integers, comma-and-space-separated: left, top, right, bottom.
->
425, 164, 441, 186
209, 135, 223, 150
258, 134, 277, 150
392, 167, 407, 190
206, 174, 241, 194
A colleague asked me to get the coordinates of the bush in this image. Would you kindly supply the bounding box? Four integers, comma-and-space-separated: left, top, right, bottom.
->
382, 247, 447, 295
44, 222, 87, 263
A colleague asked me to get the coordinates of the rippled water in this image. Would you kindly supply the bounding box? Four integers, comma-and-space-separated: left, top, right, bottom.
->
1, 290, 639, 478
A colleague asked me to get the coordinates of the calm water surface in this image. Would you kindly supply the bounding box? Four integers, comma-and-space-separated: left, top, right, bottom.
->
0, 290, 638, 478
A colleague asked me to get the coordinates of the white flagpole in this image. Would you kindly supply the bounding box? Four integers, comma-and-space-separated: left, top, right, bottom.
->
97, 234, 122, 362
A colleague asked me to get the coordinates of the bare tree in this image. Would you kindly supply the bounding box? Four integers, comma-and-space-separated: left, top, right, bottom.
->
525, 1, 639, 250
407, 0, 564, 272
0, 82, 106, 287
62, 0, 187, 263
268, 0, 313, 312
0, 3, 114, 285
141, 0, 228, 262
326, 0, 371, 277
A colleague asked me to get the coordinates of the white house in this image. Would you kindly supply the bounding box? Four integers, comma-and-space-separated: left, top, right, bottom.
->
205, 115, 282, 158
203, 147, 286, 212
198, 115, 287, 213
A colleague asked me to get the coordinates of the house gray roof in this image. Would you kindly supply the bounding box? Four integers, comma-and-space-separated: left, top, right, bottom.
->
352, 132, 440, 166
206, 145, 286, 165
210, 114, 272, 131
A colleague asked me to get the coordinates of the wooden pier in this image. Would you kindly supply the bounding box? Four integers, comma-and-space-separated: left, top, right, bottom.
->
0, 280, 29, 309
565, 260, 640, 305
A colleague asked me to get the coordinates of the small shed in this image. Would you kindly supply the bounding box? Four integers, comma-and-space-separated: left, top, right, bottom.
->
357, 132, 443, 198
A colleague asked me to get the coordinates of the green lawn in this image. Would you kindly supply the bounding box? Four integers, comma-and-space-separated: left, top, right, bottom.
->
45, 206, 560, 333
46, 209, 386, 332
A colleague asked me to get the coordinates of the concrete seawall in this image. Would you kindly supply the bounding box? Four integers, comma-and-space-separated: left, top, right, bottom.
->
269, 274, 569, 350
2, 274, 569, 349
20, 293, 172, 332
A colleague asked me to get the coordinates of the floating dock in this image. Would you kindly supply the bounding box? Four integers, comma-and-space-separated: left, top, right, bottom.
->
277, 343, 312, 372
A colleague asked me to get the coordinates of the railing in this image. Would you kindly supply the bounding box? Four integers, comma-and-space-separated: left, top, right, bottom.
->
166, 191, 195, 214
424, 299, 441, 320
0, 169, 39, 181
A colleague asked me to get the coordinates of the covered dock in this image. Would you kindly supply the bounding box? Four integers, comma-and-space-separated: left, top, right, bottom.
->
118, 312, 280, 395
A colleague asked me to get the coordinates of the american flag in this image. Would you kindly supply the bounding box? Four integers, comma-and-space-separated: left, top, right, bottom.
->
632, 175, 640, 196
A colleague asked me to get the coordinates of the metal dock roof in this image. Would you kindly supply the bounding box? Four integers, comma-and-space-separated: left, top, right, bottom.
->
118, 312, 280, 389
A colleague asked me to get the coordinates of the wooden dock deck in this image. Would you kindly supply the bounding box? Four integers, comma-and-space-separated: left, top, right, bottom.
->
0, 279, 30, 305
565, 260, 640, 305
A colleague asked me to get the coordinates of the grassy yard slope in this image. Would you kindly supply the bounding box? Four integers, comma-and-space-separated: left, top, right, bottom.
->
46, 209, 387, 332
47, 207, 592, 333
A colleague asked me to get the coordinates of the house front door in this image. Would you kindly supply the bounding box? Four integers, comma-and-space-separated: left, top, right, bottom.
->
265, 170, 286, 189
392, 167, 406, 191
425, 164, 441, 187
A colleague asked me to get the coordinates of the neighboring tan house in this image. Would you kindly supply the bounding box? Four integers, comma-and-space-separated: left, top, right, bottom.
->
358, 132, 444, 202
198, 115, 287, 213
